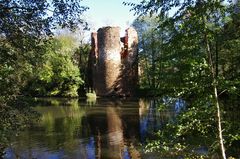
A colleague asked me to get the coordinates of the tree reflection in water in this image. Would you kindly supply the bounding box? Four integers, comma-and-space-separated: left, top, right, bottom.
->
4, 98, 175, 159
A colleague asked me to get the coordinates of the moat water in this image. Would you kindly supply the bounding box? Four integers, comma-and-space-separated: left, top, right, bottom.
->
4, 98, 180, 159
4, 97, 239, 158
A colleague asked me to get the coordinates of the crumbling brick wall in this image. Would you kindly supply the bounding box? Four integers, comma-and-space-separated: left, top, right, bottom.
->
88, 26, 138, 97
118, 27, 138, 96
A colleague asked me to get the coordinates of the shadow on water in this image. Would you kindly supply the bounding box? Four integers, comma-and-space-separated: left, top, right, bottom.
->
4, 97, 182, 159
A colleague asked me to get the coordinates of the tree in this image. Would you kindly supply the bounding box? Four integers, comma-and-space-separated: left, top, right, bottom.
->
23, 35, 84, 97
0, 0, 88, 156
126, 0, 240, 158
0, 0, 88, 96
132, 15, 163, 90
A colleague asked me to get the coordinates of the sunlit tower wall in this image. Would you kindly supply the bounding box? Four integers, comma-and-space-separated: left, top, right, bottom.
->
89, 26, 138, 97
94, 26, 122, 96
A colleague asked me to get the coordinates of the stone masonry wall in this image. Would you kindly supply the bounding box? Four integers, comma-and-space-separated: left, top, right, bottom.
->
89, 26, 138, 97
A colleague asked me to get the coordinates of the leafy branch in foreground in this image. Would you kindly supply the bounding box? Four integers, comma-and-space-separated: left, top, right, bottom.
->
0, 0, 88, 96
127, 0, 240, 158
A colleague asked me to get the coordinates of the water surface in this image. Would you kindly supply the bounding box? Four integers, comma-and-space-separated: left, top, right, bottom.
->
5, 98, 178, 159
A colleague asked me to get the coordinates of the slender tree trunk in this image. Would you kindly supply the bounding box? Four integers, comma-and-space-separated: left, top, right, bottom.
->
214, 84, 226, 159
215, 34, 219, 77
142, 38, 151, 87
203, 19, 226, 159
151, 30, 156, 89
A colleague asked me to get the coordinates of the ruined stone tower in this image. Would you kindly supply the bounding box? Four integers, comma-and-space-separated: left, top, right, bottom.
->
88, 26, 138, 97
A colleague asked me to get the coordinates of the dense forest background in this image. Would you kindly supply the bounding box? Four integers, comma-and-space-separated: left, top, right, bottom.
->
1, 0, 240, 158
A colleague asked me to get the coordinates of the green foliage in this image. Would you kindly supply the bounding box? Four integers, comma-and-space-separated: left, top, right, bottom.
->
0, 0, 88, 37
0, 97, 39, 156
127, 0, 240, 157
0, 37, 45, 95
73, 43, 91, 90
132, 15, 163, 90
145, 98, 216, 158
129, 0, 240, 97
0, 0, 88, 96
0, 0, 88, 156
24, 36, 84, 97
145, 96, 240, 158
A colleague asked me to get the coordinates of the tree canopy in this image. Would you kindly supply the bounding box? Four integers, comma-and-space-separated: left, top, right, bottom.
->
0, 0, 88, 96
126, 0, 240, 158
0, 0, 89, 155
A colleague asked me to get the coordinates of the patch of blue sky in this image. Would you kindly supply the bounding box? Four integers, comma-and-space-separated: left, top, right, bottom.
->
82, 0, 139, 35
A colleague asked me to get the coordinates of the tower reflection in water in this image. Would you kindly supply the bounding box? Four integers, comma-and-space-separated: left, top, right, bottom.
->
5, 98, 173, 159
85, 100, 141, 159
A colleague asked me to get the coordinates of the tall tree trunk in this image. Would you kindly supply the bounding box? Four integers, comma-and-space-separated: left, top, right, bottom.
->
203, 16, 226, 159
151, 30, 156, 89
142, 37, 151, 87
215, 34, 219, 77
